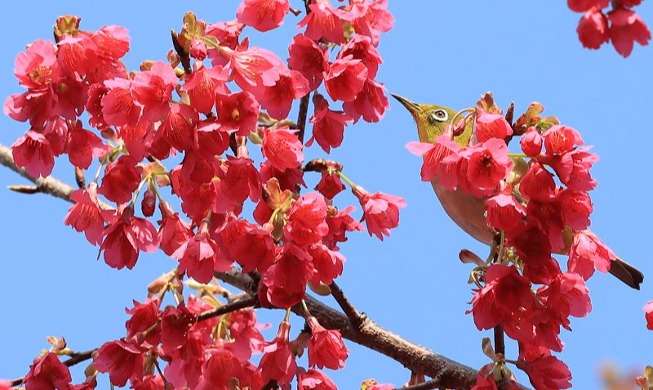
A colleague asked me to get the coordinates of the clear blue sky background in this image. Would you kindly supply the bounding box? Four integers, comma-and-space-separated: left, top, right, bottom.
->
1, 2, 652, 389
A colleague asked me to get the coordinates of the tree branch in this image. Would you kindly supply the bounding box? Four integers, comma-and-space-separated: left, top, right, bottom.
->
216, 270, 490, 390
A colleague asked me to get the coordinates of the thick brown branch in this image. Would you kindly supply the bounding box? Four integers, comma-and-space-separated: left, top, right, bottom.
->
217, 270, 484, 390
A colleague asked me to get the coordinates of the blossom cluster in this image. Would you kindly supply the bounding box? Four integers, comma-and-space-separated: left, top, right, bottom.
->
569, 0, 650, 57
20, 292, 351, 390
408, 100, 624, 389
5, 0, 405, 388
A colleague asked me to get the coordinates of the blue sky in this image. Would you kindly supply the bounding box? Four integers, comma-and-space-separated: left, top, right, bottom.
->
1, 1, 652, 389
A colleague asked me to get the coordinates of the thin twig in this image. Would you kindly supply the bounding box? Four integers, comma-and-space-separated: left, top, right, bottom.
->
197, 294, 258, 321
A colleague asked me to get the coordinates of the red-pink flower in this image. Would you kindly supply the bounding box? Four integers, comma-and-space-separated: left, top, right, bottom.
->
345, 80, 390, 124
567, 0, 609, 12
542, 125, 583, 156
158, 103, 199, 152
125, 298, 161, 345
348, 0, 394, 46
288, 34, 329, 90
315, 169, 345, 199
227, 308, 267, 360
615, 0, 643, 6
237, 0, 290, 32
323, 205, 364, 248
307, 316, 348, 369
485, 192, 526, 234
308, 94, 351, 152
258, 321, 297, 385
98, 156, 143, 204
469, 265, 535, 342
608, 7, 651, 57
4, 90, 56, 128
558, 189, 592, 230
196, 345, 247, 389
219, 219, 276, 273
517, 354, 572, 390
339, 35, 382, 79
220, 156, 261, 204
260, 69, 309, 119
357, 189, 406, 240
158, 202, 193, 256
132, 61, 178, 122
56, 33, 99, 78
460, 138, 512, 196
644, 301, 653, 330
66, 121, 108, 169
519, 163, 556, 203
475, 109, 513, 142
298, 0, 347, 44
11, 130, 55, 178
406, 135, 461, 183
261, 126, 303, 171
284, 192, 329, 246
537, 272, 592, 323
546, 147, 598, 191
64, 183, 105, 245
86, 83, 109, 130
520, 127, 543, 157
261, 244, 314, 308
577, 8, 609, 49
94, 338, 146, 387
14, 39, 61, 90
102, 77, 141, 127
215, 91, 259, 136
24, 352, 72, 390
324, 56, 367, 102
182, 64, 230, 114
172, 222, 231, 284
99, 206, 160, 270
308, 243, 345, 285
228, 44, 284, 94
160, 304, 198, 352
568, 230, 617, 279
298, 369, 337, 390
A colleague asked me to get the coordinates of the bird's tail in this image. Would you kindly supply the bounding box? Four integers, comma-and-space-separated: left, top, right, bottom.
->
610, 258, 644, 290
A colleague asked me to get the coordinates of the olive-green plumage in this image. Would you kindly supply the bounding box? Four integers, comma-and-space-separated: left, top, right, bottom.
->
392, 93, 644, 290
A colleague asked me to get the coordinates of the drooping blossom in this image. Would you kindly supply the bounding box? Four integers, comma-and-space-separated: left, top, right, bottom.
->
297, 0, 348, 44
323, 56, 367, 102
356, 188, 406, 240
284, 192, 329, 247
64, 183, 105, 245
94, 338, 146, 387
237, 0, 290, 32
261, 126, 303, 171
258, 320, 297, 385
297, 369, 337, 390
308, 93, 351, 153
608, 7, 651, 57
288, 34, 329, 90
577, 7, 610, 49
23, 352, 72, 390
99, 206, 160, 270
307, 316, 348, 369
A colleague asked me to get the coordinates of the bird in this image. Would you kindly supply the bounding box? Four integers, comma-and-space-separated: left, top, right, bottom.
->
391, 93, 644, 290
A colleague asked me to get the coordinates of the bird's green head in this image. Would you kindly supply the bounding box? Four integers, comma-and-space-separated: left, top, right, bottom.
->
391, 94, 472, 147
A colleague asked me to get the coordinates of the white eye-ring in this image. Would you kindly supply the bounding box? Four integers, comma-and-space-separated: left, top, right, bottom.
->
428, 109, 448, 123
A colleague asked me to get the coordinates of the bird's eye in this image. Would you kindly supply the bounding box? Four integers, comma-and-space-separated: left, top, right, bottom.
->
428, 109, 448, 124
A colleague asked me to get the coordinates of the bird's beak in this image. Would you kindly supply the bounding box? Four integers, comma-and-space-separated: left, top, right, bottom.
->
391, 93, 422, 114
